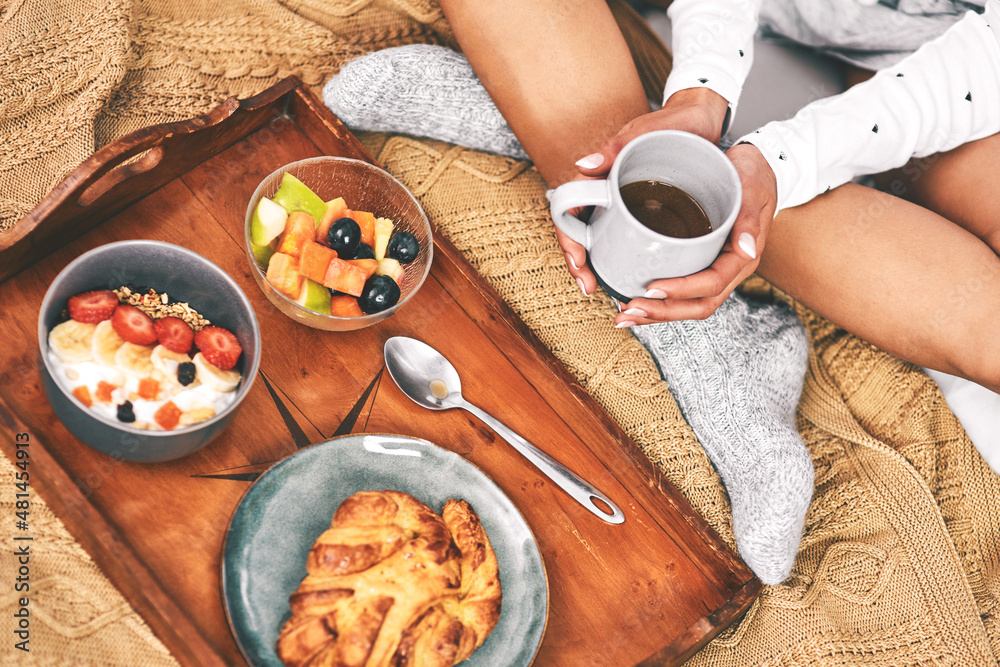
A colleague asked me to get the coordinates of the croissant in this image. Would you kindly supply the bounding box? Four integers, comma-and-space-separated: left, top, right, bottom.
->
276, 490, 502, 667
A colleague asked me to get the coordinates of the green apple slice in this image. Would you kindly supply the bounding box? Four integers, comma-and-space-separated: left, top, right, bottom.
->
250, 240, 276, 270
250, 196, 289, 246
271, 173, 327, 227
295, 277, 332, 315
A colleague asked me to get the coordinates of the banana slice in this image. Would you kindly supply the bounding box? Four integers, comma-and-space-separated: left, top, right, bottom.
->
115, 342, 155, 377
193, 352, 240, 393
92, 320, 125, 366
179, 406, 216, 426
151, 345, 191, 376
49, 320, 97, 363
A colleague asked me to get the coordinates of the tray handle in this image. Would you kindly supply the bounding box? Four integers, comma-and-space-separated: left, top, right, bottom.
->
76, 145, 166, 208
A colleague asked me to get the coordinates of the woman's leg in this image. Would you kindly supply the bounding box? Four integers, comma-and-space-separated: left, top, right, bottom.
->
436, 0, 651, 186
758, 182, 1000, 393
879, 132, 1000, 254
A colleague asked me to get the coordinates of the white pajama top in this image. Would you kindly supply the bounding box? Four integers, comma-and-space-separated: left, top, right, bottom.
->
665, 0, 1000, 211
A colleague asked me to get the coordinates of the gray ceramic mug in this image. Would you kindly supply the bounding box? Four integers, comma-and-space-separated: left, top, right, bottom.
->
547, 130, 742, 301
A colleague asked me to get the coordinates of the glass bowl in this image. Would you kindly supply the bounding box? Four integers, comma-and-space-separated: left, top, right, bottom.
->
244, 156, 433, 331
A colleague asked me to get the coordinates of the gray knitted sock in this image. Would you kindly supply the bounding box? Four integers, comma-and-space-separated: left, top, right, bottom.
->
631, 292, 813, 585
323, 44, 529, 160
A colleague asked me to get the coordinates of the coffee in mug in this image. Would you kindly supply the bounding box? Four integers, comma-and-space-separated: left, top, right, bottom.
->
547, 130, 741, 301
619, 180, 712, 239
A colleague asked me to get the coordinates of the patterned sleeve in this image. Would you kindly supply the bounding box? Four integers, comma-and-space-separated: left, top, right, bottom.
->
662, 0, 761, 132
737, 0, 1000, 212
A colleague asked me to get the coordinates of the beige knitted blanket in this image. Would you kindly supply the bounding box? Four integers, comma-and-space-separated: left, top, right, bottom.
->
2, 1, 999, 665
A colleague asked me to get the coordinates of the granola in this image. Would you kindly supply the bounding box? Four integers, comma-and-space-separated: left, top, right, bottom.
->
114, 286, 211, 331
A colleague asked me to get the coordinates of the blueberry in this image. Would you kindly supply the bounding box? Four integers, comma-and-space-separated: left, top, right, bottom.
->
327, 217, 361, 257
358, 275, 401, 314
177, 361, 196, 386
117, 400, 136, 423
352, 242, 376, 260
386, 231, 420, 264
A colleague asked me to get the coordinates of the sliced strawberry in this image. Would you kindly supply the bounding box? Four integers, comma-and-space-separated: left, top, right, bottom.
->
67, 290, 119, 323
111, 305, 158, 345
193, 326, 242, 371
154, 317, 194, 354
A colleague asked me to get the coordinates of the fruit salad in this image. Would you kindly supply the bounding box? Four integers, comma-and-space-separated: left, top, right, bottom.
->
249, 173, 421, 317
47, 286, 243, 431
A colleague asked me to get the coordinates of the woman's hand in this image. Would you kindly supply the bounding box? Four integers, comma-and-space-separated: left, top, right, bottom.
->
559, 87, 732, 297
611, 142, 778, 326
576, 87, 731, 172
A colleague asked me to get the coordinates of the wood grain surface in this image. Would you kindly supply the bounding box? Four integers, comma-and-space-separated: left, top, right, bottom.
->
0, 78, 760, 666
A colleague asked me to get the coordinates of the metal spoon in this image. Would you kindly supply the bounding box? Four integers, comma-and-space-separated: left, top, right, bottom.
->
383, 336, 625, 524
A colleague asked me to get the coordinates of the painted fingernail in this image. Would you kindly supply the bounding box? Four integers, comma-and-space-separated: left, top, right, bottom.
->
624, 308, 647, 318
644, 289, 667, 299
738, 232, 757, 259
575, 153, 605, 170
565, 252, 579, 270
576, 278, 590, 296
615, 320, 636, 329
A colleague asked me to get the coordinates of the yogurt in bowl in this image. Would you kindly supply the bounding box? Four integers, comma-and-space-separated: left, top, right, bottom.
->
38, 240, 261, 463
46, 284, 243, 431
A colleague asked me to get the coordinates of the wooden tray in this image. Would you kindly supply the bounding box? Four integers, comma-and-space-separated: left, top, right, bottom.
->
0, 77, 760, 666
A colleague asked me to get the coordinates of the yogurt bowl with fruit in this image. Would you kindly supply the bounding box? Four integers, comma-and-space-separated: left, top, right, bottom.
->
244, 156, 433, 331
39, 240, 261, 463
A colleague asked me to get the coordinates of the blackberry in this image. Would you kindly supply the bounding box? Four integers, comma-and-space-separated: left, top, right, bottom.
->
327, 218, 362, 258
352, 242, 376, 260
177, 361, 196, 386
358, 274, 400, 314
386, 231, 419, 264
117, 401, 136, 423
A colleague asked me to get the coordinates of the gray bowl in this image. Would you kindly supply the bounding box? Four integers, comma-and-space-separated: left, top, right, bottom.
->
38, 240, 261, 463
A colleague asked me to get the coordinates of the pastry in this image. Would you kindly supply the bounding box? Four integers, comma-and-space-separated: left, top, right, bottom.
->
276, 490, 502, 667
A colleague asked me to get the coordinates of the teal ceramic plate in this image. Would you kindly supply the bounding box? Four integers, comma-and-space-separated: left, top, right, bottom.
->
221, 434, 548, 666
